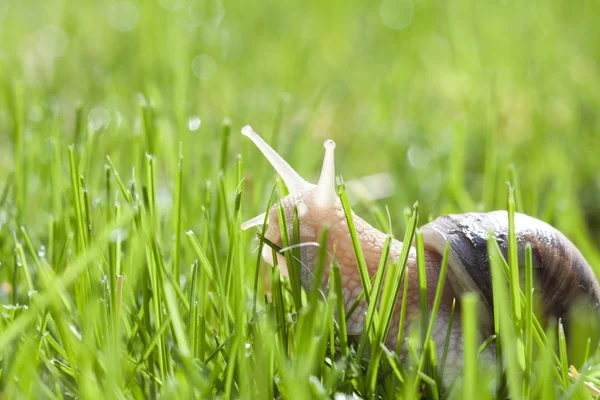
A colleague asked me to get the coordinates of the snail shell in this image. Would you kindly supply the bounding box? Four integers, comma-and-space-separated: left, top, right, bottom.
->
421, 211, 600, 334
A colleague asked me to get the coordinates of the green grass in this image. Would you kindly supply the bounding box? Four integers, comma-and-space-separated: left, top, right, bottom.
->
2, 0, 600, 398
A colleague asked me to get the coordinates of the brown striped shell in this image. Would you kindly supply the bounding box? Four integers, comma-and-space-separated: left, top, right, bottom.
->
420, 211, 600, 334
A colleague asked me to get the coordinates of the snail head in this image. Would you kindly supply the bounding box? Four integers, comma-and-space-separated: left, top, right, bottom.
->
240, 125, 346, 284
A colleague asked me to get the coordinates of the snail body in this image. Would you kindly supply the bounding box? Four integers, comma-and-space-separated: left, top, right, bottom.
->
240, 125, 600, 376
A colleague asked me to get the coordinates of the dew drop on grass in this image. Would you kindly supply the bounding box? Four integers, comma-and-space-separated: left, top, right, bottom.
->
110, 228, 128, 243
188, 115, 202, 131
379, 0, 413, 31
88, 107, 111, 131
38, 245, 46, 258
191, 54, 218, 81
0, 211, 8, 227
157, 186, 173, 214
108, 1, 139, 32
69, 324, 83, 341
2, 304, 28, 310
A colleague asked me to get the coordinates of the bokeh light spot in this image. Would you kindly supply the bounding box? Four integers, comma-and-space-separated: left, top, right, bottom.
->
88, 107, 111, 131
158, 0, 186, 11
36, 25, 68, 60
108, 2, 139, 32
188, 116, 202, 131
191, 54, 218, 80
379, 0, 414, 31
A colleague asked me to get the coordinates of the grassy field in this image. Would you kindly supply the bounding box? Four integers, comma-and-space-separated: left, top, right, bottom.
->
2, 0, 600, 398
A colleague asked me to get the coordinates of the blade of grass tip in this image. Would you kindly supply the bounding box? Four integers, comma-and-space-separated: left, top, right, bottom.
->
73, 102, 84, 148
173, 144, 183, 283
508, 165, 524, 214
12, 248, 18, 304
0, 210, 134, 358
414, 241, 451, 391
10, 82, 24, 219
251, 183, 278, 316
105, 156, 133, 203
163, 282, 191, 359
146, 245, 167, 380
0, 172, 13, 208
141, 96, 156, 156
116, 275, 123, 330
217, 170, 232, 239
345, 272, 378, 321
507, 184, 522, 326
79, 175, 92, 245
524, 244, 533, 398
330, 257, 348, 357
19, 227, 73, 311
337, 177, 371, 304
50, 137, 62, 216
327, 290, 336, 359
226, 185, 244, 317
365, 203, 418, 394
186, 231, 220, 292
145, 154, 158, 228
290, 205, 303, 305
144, 153, 171, 378
488, 235, 523, 400
582, 338, 591, 366
308, 227, 329, 306
14, 242, 34, 294
186, 230, 234, 326
68, 145, 87, 254
558, 320, 570, 389
224, 335, 241, 399
356, 235, 392, 362
47, 216, 55, 269
125, 315, 173, 389
276, 198, 302, 310
461, 293, 478, 400
219, 118, 231, 173
270, 249, 288, 354
236, 154, 243, 190
490, 239, 563, 380
396, 266, 410, 356
428, 338, 439, 391
535, 326, 557, 399
188, 260, 199, 356
415, 231, 428, 347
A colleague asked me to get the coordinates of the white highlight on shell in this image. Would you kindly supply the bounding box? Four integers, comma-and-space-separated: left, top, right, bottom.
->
297, 202, 309, 217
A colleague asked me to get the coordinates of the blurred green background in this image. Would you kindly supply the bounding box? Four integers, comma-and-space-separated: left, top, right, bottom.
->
2, 0, 600, 266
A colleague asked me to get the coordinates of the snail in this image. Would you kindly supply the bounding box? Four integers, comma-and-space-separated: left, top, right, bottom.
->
240, 125, 600, 375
